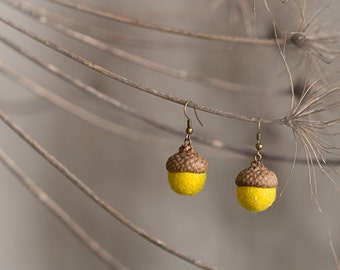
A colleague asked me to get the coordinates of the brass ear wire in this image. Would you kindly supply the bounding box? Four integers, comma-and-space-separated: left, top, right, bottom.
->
183, 101, 203, 145
183, 101, 203, 127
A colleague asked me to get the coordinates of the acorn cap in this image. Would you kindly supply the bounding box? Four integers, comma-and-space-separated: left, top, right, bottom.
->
166, 145, 208, 173
235, 161, 278, 188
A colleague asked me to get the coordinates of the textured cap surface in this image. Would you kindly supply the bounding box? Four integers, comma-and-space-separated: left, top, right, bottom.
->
166, 145, 208, 173
235, 161, 278, 188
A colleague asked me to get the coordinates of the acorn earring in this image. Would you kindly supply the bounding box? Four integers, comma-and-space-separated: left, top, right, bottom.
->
166, 101, 208, 196
235, 119, 278, 212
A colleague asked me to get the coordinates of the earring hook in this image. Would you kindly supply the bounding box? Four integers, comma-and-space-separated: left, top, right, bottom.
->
183, 101, 203, 145
184, 101, 203, 127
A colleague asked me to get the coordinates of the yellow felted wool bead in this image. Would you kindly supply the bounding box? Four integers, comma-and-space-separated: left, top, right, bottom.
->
236, 186, 276, 212
168, 172, 206, 195
235, 161, 278, 212
166, 144, 208, 196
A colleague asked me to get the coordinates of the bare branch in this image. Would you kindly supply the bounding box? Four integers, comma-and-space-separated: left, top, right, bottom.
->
1, 0, 268, 95
0, 96, 218, 270
273, 22, 296, 113
0, 59, 173, 149
2, 49, 339, 165
0, 13, 278, 124
42, 0, 277, 45
0, 147, 129, 270
328, 231, 340, 270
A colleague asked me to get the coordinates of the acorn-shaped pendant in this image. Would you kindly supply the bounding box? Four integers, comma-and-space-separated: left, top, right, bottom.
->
166, 144, 208, 195
235, 160, 278, 212
235, 119, 278, 212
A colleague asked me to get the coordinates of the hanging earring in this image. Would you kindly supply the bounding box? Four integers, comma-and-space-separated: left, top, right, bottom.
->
166, 101, 208, 196
235, 119, 278, 212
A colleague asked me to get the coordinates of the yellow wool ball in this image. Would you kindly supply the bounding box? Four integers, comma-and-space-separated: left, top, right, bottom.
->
236, 186, 276, 212
168, 172, 206, 195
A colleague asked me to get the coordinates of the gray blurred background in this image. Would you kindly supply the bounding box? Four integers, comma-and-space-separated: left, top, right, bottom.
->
1, 0, 340, 269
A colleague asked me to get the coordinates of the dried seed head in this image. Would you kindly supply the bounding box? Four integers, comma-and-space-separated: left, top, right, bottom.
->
166, 144, 208, 173
235, 161, 278, 188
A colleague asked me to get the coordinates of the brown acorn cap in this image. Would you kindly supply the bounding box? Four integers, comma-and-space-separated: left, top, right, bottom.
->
166, 144, 208, 173
235, 161, 278, 188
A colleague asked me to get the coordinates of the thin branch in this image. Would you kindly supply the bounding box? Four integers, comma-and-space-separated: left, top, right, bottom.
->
296, 126, 322, 211
2, 0, 340, 165
0, 35, 253, 158
1, 5, 340, 168
274, 24, 295, 113
0, 13, 281, 125
0, 34, 160, 128
266, 2, 296, 114
328, 230, 340, 270
278, 132, 298, 200
0, 59, 174, 150
0, 89, 218, 270
1, 0, 268, 95
0, 147, 129, 270
2, 48, 339, 165
274, 133, 299, 216
43, 0, 277, 45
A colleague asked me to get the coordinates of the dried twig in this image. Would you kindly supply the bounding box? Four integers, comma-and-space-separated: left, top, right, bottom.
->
0, 59, 174, 150
1, 0, 339, 170
1, 4, 340, 171
43, 0, 277, 45
1, 54, 339, 167
1, 0, 340, 268
3, 33, 328, 164
329, 231, 340, 270
0, 147, 129, 270
273, 21, 296, 113
0, 34, 165, 131
0, 100, 218, 270
1, 0, 268, 95
0, 13, 285, 125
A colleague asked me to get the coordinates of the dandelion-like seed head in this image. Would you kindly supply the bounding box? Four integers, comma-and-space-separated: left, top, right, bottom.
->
289, 1, 340, 81
284, 80, 340, 208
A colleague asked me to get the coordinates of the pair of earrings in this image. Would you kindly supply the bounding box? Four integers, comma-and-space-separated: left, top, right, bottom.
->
165, 102, 278, 212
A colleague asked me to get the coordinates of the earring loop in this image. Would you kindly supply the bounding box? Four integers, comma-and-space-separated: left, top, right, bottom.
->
254, 118, 263, 162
